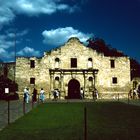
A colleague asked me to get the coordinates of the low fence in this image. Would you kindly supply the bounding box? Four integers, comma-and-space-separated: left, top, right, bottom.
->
0, 99, 39, 131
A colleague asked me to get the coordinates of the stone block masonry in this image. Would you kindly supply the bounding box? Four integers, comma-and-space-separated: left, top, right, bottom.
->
15, 37, 131, 99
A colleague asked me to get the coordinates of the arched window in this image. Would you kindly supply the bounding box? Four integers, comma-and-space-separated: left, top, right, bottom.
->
89, 77, 93, 81
55, 58, 60, 69
88, 58, 93, 69
55, 58, 60, 62
88, 58, 92, 61
55, 77, 59, 81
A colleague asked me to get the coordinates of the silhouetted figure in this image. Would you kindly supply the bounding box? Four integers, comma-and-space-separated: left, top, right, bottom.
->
53, 89, 59, 100
92, 88, 98, 100
23, 87, 27, 103
32, 88, 37, 102
129, 89, 133, 99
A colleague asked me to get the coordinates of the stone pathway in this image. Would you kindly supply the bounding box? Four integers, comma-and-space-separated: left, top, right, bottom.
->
0, 100, 38, 131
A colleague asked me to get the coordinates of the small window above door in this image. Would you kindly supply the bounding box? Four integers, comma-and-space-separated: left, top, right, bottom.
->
71, 58, 77, 68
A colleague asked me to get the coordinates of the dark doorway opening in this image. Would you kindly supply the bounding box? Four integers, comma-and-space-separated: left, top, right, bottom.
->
68, 79, 80, 99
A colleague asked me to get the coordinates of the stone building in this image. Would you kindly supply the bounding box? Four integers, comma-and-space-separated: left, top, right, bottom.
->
15, 37, 131, 99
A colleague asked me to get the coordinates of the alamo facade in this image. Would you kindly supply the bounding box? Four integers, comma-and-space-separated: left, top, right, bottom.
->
15, 37, 131, 99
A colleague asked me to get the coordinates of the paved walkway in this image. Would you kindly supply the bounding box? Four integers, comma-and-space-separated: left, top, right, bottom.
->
0, 100, 38, 131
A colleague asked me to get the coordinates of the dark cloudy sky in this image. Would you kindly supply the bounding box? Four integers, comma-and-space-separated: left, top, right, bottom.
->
0, 0, 140, 62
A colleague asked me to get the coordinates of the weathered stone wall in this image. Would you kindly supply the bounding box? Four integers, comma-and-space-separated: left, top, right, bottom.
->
15, 38, 131, 99
95, 56, 131, 98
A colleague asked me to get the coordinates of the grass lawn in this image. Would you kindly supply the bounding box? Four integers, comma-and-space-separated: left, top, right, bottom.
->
0, 101, 140, 140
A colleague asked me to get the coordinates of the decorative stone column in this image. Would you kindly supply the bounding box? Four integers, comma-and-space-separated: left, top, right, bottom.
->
49, 72, 54, 99
83, 71, 87, 99
60, 71, 64, 99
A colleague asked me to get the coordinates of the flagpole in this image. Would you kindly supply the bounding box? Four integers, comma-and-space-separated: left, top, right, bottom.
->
14, 31, 16, 93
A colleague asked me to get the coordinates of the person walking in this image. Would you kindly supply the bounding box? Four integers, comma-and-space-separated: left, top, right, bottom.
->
23, 87, 27, 103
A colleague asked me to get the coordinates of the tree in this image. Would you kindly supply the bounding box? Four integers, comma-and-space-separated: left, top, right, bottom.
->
87, 37, 125, 57
4, 64, 8, 77
130, 59, 140, 80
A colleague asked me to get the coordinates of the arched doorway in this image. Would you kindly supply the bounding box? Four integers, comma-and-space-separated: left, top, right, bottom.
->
68, 79, 80, 99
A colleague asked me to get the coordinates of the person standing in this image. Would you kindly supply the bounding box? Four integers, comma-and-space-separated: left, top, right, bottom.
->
53, 89, 57, 101
52, 89, 60, 101
32, 88, 37, 103
26, 88, 30, 103
133, 89, 137, 99
40, 88, 45, 102
56, 89, 59, 100
95, 89, 99, 99
80, 88, 84, 99
137, 85, 140, 99
23, 87, 27, 103
92, 88, 98, 100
